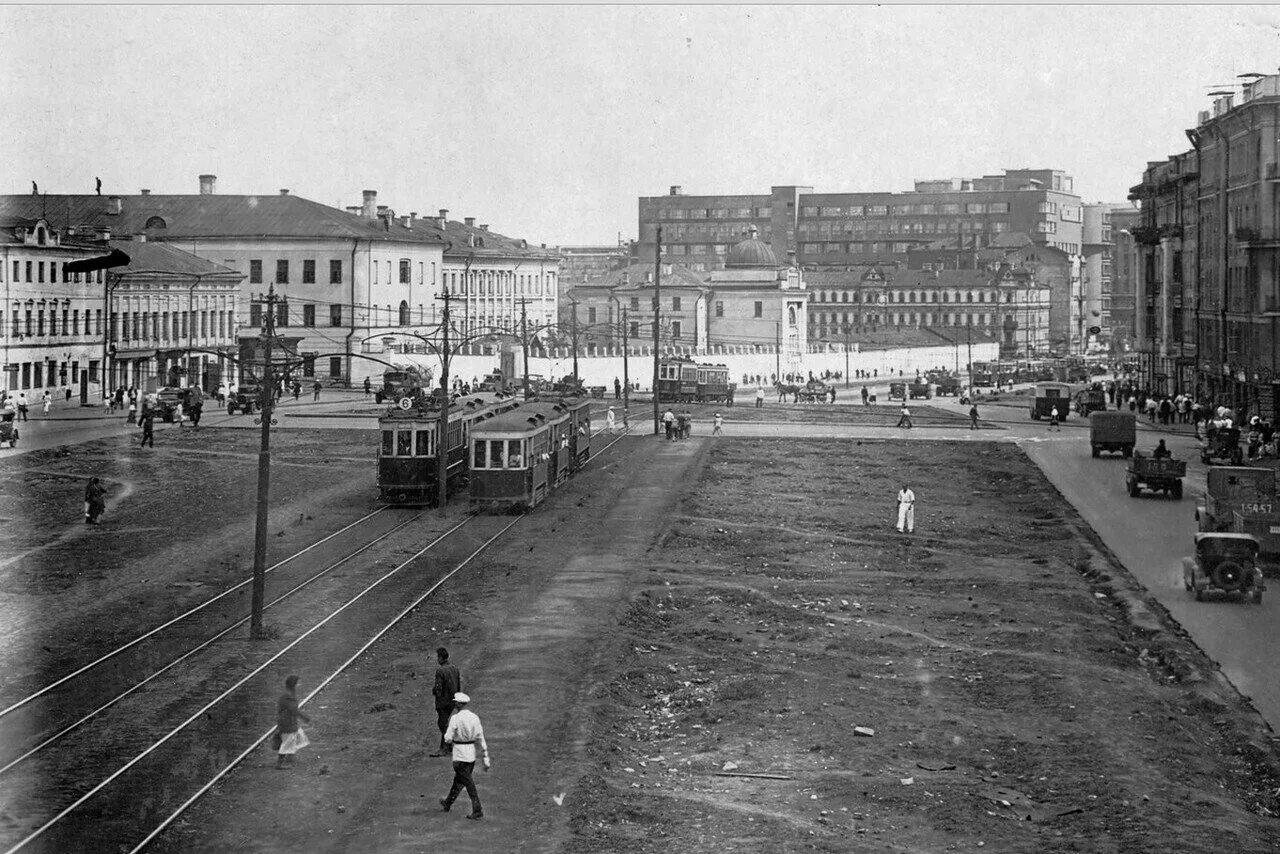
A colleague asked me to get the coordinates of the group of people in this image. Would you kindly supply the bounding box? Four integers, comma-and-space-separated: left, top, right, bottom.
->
3, 388, 72, 420
660, 407, 694, 440
270, 647, 491, 821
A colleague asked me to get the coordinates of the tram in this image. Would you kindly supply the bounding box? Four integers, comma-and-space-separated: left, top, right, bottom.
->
656, 357, 732, 403
469, 397, 593, 512
377, 391, 522, 504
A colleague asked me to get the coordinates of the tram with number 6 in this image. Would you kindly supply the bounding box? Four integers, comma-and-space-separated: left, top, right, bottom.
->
377, 391, 522, 504
470, 397, 593, 512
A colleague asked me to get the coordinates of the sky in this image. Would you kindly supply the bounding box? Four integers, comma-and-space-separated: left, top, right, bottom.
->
4, 5, 1280, 246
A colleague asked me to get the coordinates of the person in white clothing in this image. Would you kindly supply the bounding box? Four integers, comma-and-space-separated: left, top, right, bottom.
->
439, 692, 491, 820
896, 485, 915, 533
606, 407, 616, 434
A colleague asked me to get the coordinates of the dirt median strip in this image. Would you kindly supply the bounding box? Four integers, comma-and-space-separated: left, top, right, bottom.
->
566, 438, 1280, 853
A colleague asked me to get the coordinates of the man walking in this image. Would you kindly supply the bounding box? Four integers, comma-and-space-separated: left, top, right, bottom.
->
755, 386, 765, 409
606, 406, 616, 434
439, 692, 490, 820
969, 402, 980, 430
363, 376, 372, 398
662, 408, 675, 441
16, 393, 28, 422
896, 403, 912, 429
712, 412, 723, 436
896, 484, 915, 534
861, 385, 869, 406
1049, 405, 1061, 431
614, 377, 621, 400
430, 647, 461, 757
139, 409, 155, 448
312, 380, 322, 401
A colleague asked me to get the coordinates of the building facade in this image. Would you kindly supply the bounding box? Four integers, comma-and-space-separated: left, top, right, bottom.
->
1081, 203, 1116, 350
705, 231, 808, 371
1107, 205, 1141, 353
566, 263, 710, 353
637, 170, 1084, 271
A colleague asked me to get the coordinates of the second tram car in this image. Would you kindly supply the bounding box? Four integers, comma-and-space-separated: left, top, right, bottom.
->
377, 391, 521, 504
657, 357, 732, 403
470, 396, 593, 512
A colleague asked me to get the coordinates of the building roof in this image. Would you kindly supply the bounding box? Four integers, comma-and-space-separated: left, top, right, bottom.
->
569, 262, 707, 292
989, 231, 1033, 249
724, 229, 779, 268
108, 239, 241, 278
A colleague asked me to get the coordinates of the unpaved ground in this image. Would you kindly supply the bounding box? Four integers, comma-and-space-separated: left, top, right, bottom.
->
613, 400, 975, 429
564, 440, 1280, 852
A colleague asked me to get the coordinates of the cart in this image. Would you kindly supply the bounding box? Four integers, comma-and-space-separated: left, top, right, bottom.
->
1126, 451, 1186, 499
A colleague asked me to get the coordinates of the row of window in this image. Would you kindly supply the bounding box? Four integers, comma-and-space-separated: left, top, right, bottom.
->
10, 308, 104, 339
109, 309, 232, 343
249, 259, 343, 285
802, 202, 1012, 217
655, 207, 769, 220
248, 301, 343, 328
6, 359, 94, 391
815, 312, 993, 326
798, 220, 1011, 236
5, 260, 106, 286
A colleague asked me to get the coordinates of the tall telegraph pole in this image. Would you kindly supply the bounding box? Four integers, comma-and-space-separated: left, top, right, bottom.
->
652, 227, 662, 435
250, 285, 277, 639
519, 296, 531, 400
621, 307, 630, 430
436, 286, 460, 514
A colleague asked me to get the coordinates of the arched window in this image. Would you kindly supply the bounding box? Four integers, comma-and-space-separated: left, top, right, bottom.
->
145, 216, 167, 230
35, 227, 47, 246
788, 305, 797, 326
909, 291, 917, 303
399, 300, 410, 326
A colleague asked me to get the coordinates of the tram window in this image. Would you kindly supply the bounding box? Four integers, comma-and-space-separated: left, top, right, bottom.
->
416, 430, 431, 456
381, 430, 394, 456
489, 440, 505, 469
397, 431, 413, 456
474, 441, 486, 469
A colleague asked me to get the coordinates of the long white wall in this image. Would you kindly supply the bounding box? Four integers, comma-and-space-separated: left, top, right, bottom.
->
355, 342, 1000, 390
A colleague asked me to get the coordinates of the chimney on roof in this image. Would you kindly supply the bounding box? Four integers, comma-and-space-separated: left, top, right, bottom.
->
107, 196, 122, 215
362, 189, 377, 219
464, 217, 476, 227
137, 233, 147, 243
346, 206, 361, 215
409, 211, 417, 223
140, 189, 151, 195
960, 180, 972, 191
279, 189, 289, 196
439, 208, 449, 222
480, 224, 489, 232
401, 215, 411, 228
377, 205, 389, 215
199, 174, 216, 195
99, 227, 112, 241
670, 185, 682, 196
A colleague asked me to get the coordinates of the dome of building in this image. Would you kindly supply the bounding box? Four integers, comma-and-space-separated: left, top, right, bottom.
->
725, 226, 779, 268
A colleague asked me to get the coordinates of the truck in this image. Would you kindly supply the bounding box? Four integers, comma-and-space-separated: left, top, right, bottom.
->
1125, 451, 1186, 499
1231, 510, 1280, 567
1089, 410, 1135, 457
1030, 382, 1072, 420
908, 380, 932, 400
1195, 466, 1276, 533
1073, 387, 1108, 416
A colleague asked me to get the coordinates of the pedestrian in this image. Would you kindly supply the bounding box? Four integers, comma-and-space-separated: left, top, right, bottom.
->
41, 390, 51, 416
189, 395, 203, 428
861, 385, 869, 406
139, 409, 155, 448
896, 484, 915, 534
64, 387, 72, 402
677, 411, 689, 440
16, 393, 28, 422
662, 407, 675, 440
755, 386, 765, 409
175, 401, 185, 428
439, 692, 490, 820
126, 398, 137, 425
606, 407, 616, 434
84, 476, 106, 525
1049, 406, 1060, 431
614, 377, 621, 400
969, 402, 979, 430
726, 384, 735, 407
713, 412, 723, 436
429, 647, 462, 756
896, 403, 912, 429
363, 376, 372, 398
293, 381, 301, 402
312, 380, 321, 401
274, 674, 311, 769
829, 386, 837, 404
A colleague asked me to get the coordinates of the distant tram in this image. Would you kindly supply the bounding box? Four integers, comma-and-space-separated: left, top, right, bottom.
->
656, 357, 732, 403
377, 391, 522, 504
470, 397, 593, 513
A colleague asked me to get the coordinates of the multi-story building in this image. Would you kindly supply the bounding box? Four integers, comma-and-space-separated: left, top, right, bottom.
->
1183, 78, 1280, 413
705, 231, 808, 371
0, 207, 242, 397
637, 170, 1084, 271
1129, 148, 1199, 395
1081, 204, 1116, 350
1108, 205, 1141, 353
566, 263, 711, 352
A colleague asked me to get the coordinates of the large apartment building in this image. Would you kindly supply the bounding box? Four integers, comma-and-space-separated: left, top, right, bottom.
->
636, 170, 1084, 272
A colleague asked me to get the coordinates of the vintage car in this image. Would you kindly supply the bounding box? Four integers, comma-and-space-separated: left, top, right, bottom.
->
908, 379, 932, 400
1183, 532, 1265, 603
0, 411, 17, 448
888, 382, 907, 401
226, 383, 261, 415
1126, 450, 1185, 499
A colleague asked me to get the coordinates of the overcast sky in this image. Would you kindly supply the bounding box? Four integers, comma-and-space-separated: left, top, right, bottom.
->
4, 5, 1280, 245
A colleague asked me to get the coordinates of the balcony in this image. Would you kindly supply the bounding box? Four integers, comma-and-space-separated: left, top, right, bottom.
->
1131, 226, 1161, 246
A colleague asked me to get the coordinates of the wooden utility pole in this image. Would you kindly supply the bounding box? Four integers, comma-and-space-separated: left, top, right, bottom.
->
775, 321, 781, 382
621, 307, 630, 429
436, 287, 460, 514
519, 296, 531, 400
250, 285, 276, 639
570, 297, 580, 382
652, 226, 662, 436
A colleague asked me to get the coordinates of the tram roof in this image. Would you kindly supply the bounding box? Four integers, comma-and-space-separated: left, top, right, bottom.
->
472, 401, 572, 437
378, 392, 520, 423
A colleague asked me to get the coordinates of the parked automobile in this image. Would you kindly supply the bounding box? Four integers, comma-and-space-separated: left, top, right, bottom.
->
1183, 532, 1265, 603
226, 383, 260, 415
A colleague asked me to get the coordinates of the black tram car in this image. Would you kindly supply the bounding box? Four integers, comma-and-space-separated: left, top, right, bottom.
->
470, 397, 593, 512
377, 391, 521, 504
656, 357, 731, 403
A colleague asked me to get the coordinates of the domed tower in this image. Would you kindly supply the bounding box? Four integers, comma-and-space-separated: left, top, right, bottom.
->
724, 226, 780, 269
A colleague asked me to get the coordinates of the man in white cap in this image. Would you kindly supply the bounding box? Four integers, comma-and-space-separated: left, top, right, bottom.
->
439, 692, 490, 820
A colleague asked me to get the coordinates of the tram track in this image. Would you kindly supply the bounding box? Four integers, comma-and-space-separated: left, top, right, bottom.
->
0, 424, 635, 853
